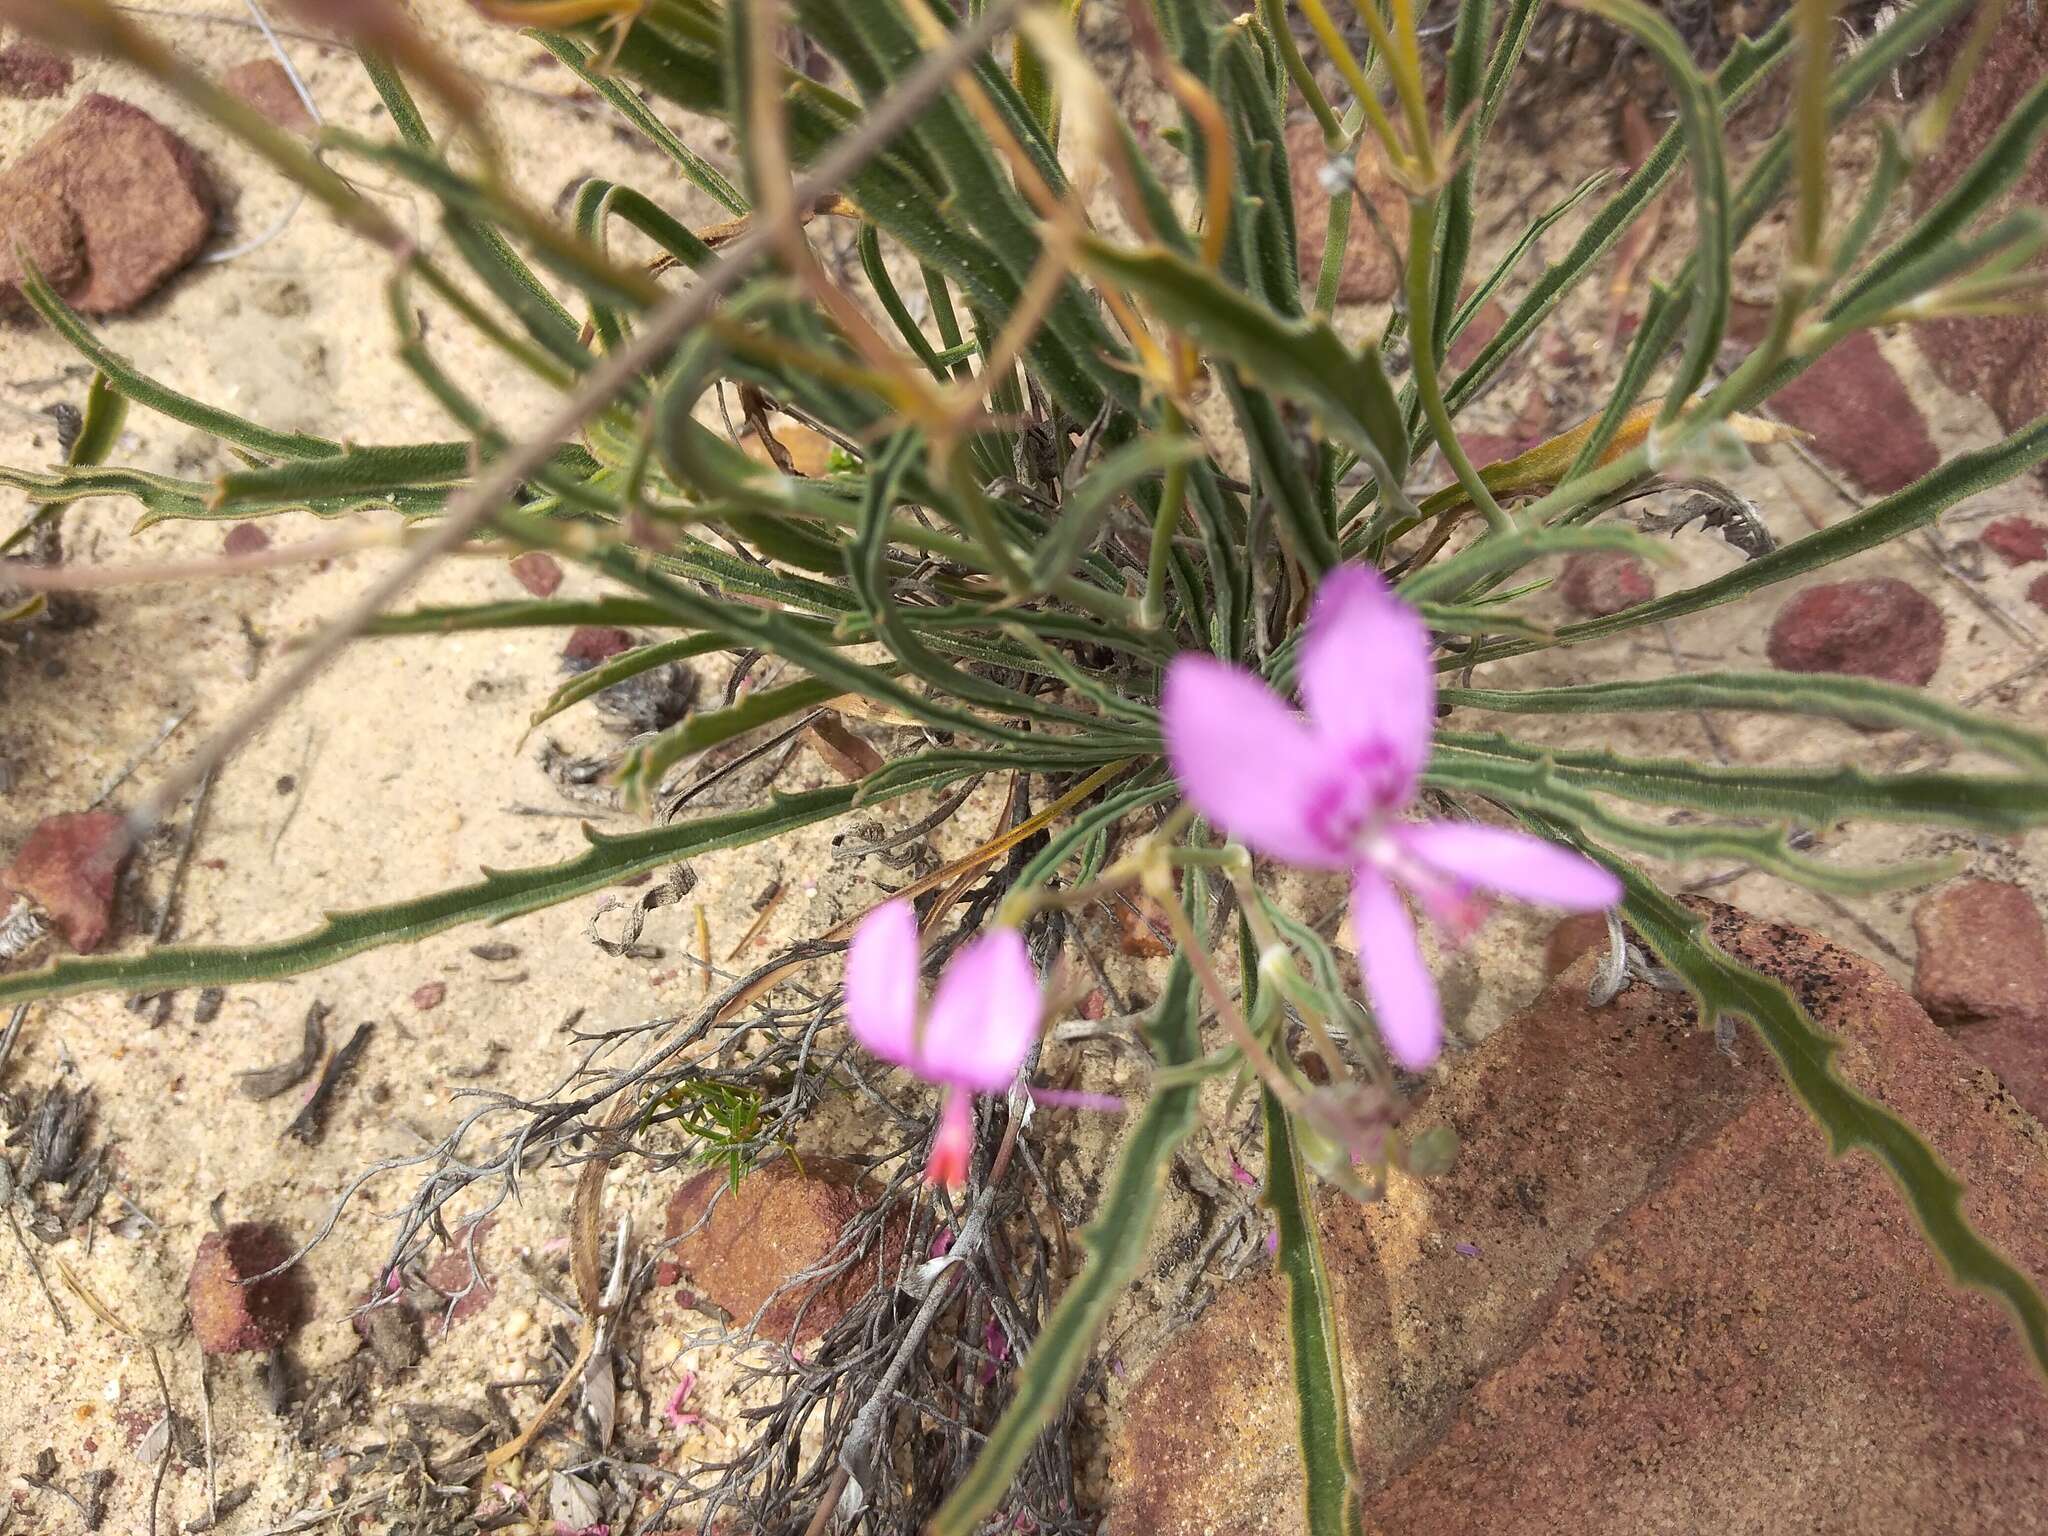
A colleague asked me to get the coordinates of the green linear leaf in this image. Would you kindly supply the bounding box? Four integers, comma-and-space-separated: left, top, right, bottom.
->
1029, 435, 1204, 595
366, 598, 678, 635
1011, 772, 1174, 891
1437, 730, 2048, 832
211, 442, 504, 505
215, 442, 602, 520
1442, 672, 2048, 774
1438, 18, 1789, 427
0, 760, 976, 1009
0, 464, 450, 529
2, 371, 128, 556
1397, 523, 1675, 606
1264, 1090, 1365, 1536
930, 925, 1205, 1534
1429, 750, 1955, 894
1610, 864, 2048, 1378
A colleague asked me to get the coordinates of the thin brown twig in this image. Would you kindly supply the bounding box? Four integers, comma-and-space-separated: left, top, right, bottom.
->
117, 0, 1032, 850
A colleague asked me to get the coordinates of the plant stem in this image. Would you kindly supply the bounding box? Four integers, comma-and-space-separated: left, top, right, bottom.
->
1406, 195, 1511, 534
1143, 869, 1306, 1115
1142, 404, 1192, 628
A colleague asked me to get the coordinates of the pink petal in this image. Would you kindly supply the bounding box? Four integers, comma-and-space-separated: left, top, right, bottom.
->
1027, 1086, 1125, 1112
1397, 822, 1621, 911
921, 927, 1041, 1090
845, 900, 923, 1068
1301, 564, 1436, 789
1162, 655, 1352, 869
1352, 869, 1442, 1070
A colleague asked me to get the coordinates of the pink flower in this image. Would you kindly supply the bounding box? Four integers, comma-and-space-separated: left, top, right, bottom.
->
845, 900, 1043, 1188
662, 1371, 700, 1431
1162, 564, 1622, 1070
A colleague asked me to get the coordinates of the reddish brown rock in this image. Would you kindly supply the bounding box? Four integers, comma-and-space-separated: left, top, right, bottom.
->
1766, 577, 1945, 687
0, 178, 85, 314
222, 58, 316, 135
1731, 312, 1936, 496
1285, 119, 1408, 305
2031, 572, 2048, 613
563, 625, 635, 668
0, 39, 73, 99
1108, 905, 2048, 1536
0, 809, 130, 952
1362, 937, 2048, 1535
1912, 879, 2048, 1031
663, 1158, 903, 1342
1557, 550, 1654, 617
1983, 516, 2048, 566
1761, 331, 1938, 496
222, 521, 271, 557
0, 94, 216, 314
188, 1223, 308, 1354
410, 980, 446, 1011
509, 550, 563, 597
1543, 911, 1609, 977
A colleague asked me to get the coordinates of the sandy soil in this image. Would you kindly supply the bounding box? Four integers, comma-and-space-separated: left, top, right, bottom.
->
1, 5, 2044, 1535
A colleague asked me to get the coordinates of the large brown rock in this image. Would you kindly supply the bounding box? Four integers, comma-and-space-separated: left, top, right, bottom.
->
1106, 905, 2048, 1536
0, 94, 216, 314
1910, 9, 2048, 437
1285, 119, 1408, 305
663, 1157, 904, 1343
1766, 577, 1945, 687
0, 178, 85, 314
